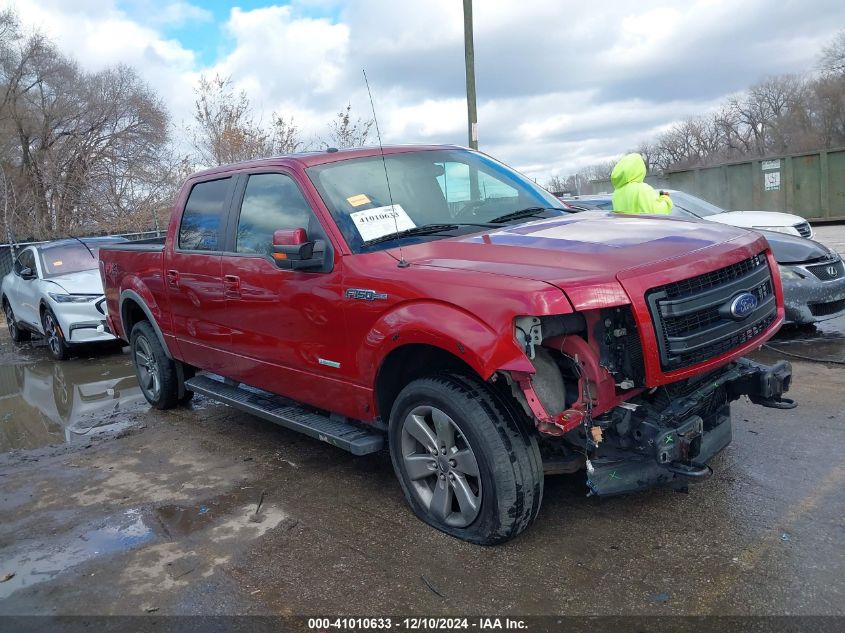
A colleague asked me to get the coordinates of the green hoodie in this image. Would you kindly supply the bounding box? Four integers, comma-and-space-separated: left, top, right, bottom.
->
610, 153, 673, 215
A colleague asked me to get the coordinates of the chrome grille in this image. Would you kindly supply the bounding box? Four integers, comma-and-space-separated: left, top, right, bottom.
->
807, 258, 844, 281
794, 222, 812, 238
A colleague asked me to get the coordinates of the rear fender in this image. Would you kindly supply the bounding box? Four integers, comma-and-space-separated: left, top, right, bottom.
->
359, 300, 533, 385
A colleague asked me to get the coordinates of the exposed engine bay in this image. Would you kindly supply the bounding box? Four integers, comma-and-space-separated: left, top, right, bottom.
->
505, 307, 794, 496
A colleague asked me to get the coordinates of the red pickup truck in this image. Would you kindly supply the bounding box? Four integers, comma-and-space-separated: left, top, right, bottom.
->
100, 145, 794, 544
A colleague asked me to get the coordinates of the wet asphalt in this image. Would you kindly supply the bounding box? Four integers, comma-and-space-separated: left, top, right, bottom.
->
0, 227, 843, 617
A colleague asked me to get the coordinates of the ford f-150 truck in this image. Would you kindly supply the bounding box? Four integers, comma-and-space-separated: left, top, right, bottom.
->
100, 145, 794, 544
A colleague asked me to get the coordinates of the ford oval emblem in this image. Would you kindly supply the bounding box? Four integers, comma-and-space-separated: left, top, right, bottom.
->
729, 292, 758, 320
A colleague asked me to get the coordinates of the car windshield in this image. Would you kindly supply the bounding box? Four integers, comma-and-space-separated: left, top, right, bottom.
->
39, 243, 102, 278
670, 191, 726, 218
306, 149, 568, 252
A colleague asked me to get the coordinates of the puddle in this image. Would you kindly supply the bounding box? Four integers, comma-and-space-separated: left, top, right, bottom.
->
0, 351, 149, 452
155, 488, 267, 538
760, 312, 845, 364
0, 508, 154, 599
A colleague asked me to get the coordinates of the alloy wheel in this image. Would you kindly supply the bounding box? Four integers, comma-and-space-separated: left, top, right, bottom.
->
44, 312, 63, 357
133, 334, 161, 401
400, 405, 482, 528
4, 303, 16, 339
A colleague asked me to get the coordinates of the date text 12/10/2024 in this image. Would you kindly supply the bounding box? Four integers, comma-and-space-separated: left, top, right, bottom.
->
307, 617, 528, 630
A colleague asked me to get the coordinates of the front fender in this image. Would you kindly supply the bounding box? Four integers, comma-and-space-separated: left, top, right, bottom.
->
357, 300, 534, 385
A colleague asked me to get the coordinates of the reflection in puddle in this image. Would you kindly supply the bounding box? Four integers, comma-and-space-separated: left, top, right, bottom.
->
0, 352, 149, 452
0, 508, 154, 599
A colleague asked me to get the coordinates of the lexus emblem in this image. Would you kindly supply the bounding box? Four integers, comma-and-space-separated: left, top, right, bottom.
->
827, 265, 839, 278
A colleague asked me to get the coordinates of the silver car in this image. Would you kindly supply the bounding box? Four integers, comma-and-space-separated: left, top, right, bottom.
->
1, 237, 125, 360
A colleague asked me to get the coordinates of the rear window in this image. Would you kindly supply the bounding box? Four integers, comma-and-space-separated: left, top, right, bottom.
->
179, 178, 232, 251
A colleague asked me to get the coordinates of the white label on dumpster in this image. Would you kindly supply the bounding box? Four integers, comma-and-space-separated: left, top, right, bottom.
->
350, 204, 416, 241
761, 159, 781, 171
764, 171, 781, 191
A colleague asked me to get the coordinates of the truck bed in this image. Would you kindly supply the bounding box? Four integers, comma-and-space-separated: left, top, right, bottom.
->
99, 243, 167, 342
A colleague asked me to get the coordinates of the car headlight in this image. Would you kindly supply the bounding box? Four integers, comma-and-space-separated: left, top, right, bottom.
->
777, 266, 804, 281
47, 292, 100, 303
756, 225, 799, 236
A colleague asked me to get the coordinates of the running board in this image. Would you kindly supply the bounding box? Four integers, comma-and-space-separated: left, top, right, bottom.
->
184, 375, 384, 455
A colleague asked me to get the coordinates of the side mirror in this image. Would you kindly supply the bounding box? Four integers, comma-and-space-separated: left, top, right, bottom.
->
20, 267, 36, 280
272, 228, 326, 271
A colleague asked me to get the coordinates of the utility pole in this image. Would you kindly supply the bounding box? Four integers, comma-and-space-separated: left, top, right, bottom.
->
463, 0, 478, 150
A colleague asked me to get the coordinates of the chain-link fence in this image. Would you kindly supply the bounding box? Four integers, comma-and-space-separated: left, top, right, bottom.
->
0, 230, 165, 279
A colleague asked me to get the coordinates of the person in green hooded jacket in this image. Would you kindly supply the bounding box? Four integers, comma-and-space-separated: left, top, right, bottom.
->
610, 153, 673, 215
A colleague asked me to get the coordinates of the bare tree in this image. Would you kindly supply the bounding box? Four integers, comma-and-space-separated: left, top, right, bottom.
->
190, 75, 275, 166
1, 10, 171, 241
270, 114, 309, 155
545, 175, 569, 193
819, 28, 845, 76
324, 103, 374, 149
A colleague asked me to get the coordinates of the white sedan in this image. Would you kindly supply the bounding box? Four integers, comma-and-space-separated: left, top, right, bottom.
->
664, 190, 814, 239
1, 237, 125, 360
567, 191, 814, 238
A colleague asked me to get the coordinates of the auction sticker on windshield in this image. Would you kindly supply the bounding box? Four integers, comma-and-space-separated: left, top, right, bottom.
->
350, 204, 416, 241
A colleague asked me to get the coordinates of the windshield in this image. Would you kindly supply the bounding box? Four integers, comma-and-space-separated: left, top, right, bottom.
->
306, 149, 568, 252
670, 191, 725, 218
39, 244, 102, 278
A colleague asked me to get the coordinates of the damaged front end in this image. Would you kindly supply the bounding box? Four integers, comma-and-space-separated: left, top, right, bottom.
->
582, 357, 793, 495
505, 306, 795, 497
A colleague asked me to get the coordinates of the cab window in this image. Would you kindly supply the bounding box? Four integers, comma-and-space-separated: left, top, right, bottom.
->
179, 177, 232, 251
235, 173, 314, 256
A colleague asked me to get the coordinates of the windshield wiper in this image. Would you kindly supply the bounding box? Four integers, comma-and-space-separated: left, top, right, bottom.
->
361, 223, 495, 247
489, 207, 563, 224
71, 236, 96, 259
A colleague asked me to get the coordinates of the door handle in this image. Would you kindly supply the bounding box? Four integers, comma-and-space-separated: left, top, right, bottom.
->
224, 275, 240, 298
166, 269, 179, 288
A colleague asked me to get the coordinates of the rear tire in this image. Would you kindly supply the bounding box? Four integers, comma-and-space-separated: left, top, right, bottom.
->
3, 300, 31, 343
388, 372, 543, 545
42, 308, 69, 360
130, 321, 179, 409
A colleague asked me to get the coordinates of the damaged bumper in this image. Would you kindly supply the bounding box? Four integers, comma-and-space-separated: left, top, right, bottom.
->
781, 265, 845, 324
587, 358, 794, 496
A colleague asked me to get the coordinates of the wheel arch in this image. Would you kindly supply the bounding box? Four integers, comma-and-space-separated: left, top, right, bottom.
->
119, 289, 173, 359
375, 343, 484, 425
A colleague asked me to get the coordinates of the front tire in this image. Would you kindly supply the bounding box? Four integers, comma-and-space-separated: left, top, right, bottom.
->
42, 308, 69, 360
4, 300, 31, 343
389, 373, 544, 545
130, 321, 180, 409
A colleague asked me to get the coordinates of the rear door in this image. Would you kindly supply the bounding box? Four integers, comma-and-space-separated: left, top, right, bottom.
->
164, 176, 234, 372
217, 170, 350, 407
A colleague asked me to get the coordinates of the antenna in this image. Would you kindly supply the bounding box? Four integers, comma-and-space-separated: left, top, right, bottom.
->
363, 69, 408, 268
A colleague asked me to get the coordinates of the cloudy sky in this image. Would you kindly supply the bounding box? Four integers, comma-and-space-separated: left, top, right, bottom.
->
7, 0, 845, 181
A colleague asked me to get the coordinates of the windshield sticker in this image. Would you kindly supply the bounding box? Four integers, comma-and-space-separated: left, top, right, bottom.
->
346, 194, 372, 207
350, 204, 416, 241
52, 260, 63, 267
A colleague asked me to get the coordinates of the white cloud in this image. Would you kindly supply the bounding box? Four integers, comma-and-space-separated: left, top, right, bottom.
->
5, 0, 845, 181
153, 2, 213, 27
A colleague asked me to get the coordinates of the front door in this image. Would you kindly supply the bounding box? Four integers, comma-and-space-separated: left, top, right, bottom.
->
9, 248, 41, 329
218, 171, 351, 411
164, 176, 234, 373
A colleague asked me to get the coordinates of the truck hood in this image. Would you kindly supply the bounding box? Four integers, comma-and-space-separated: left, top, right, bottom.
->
43, 269, 105, 295
400, 212, 753, 307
